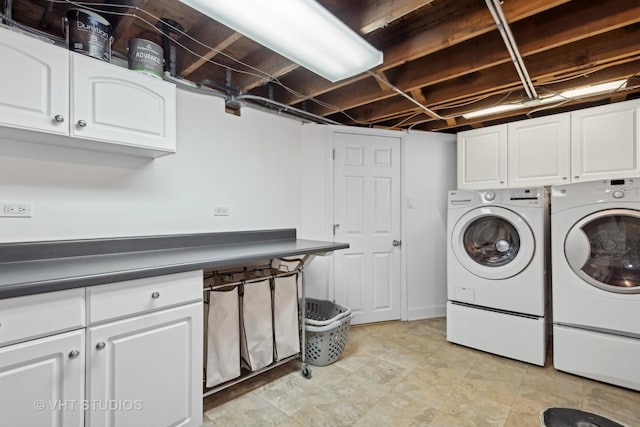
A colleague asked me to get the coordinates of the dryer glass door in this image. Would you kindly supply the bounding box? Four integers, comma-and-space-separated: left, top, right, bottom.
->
451, 206, 535, 280
565, 209, 640, 293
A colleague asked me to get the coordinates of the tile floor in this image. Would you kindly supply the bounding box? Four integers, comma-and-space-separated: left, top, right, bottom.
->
202, 318, 640, 426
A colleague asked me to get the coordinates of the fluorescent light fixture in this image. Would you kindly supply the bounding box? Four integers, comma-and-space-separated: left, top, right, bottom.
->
560, 79, 627, 98
462, 103, 524, 119
179, 0, 383, 82
463, 79, 629, 119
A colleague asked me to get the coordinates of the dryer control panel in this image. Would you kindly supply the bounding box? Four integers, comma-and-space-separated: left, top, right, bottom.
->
551, 177, 640, 212
449, 187, 546, 207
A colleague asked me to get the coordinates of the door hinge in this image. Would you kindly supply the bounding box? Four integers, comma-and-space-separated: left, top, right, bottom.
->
332, 148, 335, 160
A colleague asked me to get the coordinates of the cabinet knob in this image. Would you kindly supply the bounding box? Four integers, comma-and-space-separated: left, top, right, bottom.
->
77, 119, 87, 128
562, 177, 568, 180
68, 350, 80, 359
54, 114, 65, 123
151, 291, 160, 299
574, 176, 580, 179
96, 342, 106, 350
499, 181, 504, 184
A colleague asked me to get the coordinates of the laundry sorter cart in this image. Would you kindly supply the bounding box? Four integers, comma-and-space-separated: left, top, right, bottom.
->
202, 257, 312, 396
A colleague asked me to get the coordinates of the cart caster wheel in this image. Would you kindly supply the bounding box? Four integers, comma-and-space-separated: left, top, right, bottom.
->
301, 364, 312, 379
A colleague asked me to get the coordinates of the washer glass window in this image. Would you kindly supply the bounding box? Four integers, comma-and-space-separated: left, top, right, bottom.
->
581, 214, 640, 289
463, 216, 520, 267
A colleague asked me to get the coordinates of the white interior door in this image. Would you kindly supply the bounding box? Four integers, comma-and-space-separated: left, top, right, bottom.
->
333, 132, 401, 324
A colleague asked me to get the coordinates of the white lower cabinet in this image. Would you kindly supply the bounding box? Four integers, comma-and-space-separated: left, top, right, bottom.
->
0, 329, 85, 427
0, 270, 203, 427
86, 302, 202, 427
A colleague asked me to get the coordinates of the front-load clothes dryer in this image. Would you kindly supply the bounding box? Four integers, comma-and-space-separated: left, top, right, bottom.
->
446, 187, 549, 366
552, 178, 640, 391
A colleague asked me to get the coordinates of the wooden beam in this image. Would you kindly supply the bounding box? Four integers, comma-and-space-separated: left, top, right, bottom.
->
111, 0, 150, 53
176, 17, 242, 77
268, 0, 570, 105
298, 0, 640, 118
355, 0, 435, 34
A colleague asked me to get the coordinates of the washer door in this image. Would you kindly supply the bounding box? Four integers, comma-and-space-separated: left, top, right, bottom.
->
451, 206, 535, 279
565, 208, 640, 294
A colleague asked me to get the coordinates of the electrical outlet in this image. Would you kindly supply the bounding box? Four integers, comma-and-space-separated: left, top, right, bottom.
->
214, 205, 229, 216
0, 202, 32, 218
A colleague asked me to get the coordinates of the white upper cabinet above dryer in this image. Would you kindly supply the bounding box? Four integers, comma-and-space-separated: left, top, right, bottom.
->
571, 100, 640, 182
507, 113, 571, 188
457, 99, 640, 189
457, 125, 507, 189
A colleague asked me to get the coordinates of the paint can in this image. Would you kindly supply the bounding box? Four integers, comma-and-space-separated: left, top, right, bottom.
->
127, 38, 164, 78
64, 8, 113, 62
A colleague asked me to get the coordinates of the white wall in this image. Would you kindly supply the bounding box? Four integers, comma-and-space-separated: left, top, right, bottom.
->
299, 125, 457, 319
0, 89, 303, 242
404, 130, 456, 320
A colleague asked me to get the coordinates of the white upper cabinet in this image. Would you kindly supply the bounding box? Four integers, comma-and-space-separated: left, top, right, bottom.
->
457, 125, 507, 189
71, 54, 176, 153
507, 113, 571, 187
0, 27, 176, 158
0, 29, 69, 135
458, 100, 640, 189
571, 100, 640, 182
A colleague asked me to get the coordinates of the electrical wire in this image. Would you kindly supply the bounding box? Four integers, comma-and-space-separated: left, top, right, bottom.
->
42, 0, 377, 125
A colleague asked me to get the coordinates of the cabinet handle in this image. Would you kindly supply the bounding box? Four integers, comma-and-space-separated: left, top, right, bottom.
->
68, 350, 80, 359
574, 176, 580, 179
96, 342, 106, 350
499, 181, 504, 184
562, 177, 568, 180
54, 114, 65, 123
77, 119, 87, 128
151, 291, 160, 299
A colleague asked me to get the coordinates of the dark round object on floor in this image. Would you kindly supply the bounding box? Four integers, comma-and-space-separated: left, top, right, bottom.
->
541, 407, 625, 427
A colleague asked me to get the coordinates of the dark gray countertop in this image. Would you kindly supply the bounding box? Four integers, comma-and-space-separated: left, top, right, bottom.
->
0, 229, 348, 299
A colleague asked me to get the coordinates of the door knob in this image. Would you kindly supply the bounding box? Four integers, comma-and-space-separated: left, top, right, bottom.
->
392, 240, 402, 247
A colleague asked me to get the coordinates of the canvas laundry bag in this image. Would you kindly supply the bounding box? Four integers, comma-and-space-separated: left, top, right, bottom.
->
205, 286, 241, 388
272, 273, 301, 361
240, 279, 274, 371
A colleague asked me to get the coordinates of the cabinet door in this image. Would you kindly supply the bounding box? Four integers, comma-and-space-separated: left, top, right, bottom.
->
0, 28, 69, 135
86, 302, 202, 427
508, 113, 571, 187
571, 100, 640, 182
71, 54, 176, 153
457, 125, 507, 189
0, 330, 84, 427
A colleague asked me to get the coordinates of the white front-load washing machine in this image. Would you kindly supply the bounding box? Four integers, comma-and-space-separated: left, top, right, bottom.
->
552, 178, 640, 391
447, 187, 549, 366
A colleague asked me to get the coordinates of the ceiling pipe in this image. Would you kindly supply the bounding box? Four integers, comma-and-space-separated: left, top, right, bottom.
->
485, 0, 537, 99
3, 0, 12, 25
